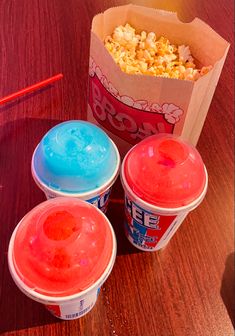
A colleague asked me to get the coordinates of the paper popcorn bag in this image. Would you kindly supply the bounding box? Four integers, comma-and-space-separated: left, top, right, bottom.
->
87, 4, 229, 156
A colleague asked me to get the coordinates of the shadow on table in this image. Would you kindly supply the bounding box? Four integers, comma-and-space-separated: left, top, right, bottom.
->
0, 117, 63, 334
220, 252, 235, 329
106, 177, 142, 257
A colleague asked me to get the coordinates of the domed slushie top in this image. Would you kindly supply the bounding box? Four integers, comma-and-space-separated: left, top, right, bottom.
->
33, 121, 118, 193
123, 134, 206, 208
12, 198, 114, 297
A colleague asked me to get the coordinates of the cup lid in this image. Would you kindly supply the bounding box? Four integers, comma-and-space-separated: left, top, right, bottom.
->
123, 134, 206, 208
12, 198, 114, 297
33, 121, 118, 193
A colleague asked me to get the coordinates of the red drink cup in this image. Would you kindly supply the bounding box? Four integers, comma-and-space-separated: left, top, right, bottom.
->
121, 134, 208, 251
8, 198, 116, 319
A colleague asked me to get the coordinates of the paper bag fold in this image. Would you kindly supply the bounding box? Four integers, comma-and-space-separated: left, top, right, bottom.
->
87, 5, 230, 156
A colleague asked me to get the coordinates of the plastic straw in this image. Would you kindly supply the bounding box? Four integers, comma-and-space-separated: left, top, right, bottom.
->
0, 73, 63, 105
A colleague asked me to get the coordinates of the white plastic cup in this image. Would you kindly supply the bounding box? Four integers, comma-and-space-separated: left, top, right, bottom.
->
121, 159, 208, 251
121, 149, 208, 252
31, 139, 120, 213
8, 206, 117, 320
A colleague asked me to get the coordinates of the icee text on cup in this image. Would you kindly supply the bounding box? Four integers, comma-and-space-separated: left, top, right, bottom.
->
125, 197, 160, 229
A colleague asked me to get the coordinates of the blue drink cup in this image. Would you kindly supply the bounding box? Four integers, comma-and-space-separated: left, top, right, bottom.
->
32, 121, 120, 213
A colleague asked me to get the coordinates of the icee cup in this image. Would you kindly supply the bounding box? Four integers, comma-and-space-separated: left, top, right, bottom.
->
120, 134, 208, 251
31, 120, 120, 213
8, 198, 117, 320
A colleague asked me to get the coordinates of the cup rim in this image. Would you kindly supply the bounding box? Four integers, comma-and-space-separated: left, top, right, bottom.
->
8, 200, 117, 305
120, 153, 208, 215
31, 138, 120, 199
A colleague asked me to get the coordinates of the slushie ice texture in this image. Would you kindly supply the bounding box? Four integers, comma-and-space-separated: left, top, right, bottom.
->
8, 198, 116, 319
121, 134, 208, 251
32, 121, 120, 213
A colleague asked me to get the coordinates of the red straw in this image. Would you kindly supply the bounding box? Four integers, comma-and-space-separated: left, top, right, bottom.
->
0, 73, 63, 106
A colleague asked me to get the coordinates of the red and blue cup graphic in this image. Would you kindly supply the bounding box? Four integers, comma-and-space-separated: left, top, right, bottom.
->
121, 134, 208, 251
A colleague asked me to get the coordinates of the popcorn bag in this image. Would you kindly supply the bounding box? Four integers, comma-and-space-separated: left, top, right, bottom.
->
87, 4, 229, 156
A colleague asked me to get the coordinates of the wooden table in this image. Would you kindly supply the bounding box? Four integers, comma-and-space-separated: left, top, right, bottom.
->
0, 1, 234, 335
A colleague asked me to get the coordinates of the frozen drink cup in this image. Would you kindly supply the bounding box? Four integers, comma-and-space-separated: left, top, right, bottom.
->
121, 134, 208, 251
32, 121, 120, 213
8, 197, 116, 319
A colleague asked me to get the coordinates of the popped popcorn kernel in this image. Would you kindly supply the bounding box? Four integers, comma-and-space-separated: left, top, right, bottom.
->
104, 23, 212, 81
178, 45, 194, 63
200, 65, 213, 76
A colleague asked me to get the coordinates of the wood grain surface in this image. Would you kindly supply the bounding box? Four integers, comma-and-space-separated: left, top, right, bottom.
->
0, 1, 234, 335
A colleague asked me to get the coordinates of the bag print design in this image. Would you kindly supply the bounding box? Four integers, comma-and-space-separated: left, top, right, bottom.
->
88, 57, 184, 145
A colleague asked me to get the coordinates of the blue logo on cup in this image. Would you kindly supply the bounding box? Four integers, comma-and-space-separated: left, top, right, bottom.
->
125, 197, 160, 228
88, 189, 111, 213
124, 196, 177, 250
44, 188, 111, 213
124, 196, 161, 250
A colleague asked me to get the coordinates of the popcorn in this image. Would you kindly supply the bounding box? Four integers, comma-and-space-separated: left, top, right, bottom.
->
104, 23, 212, 81
89, 55, 184, 125
178, 45, 193, 63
